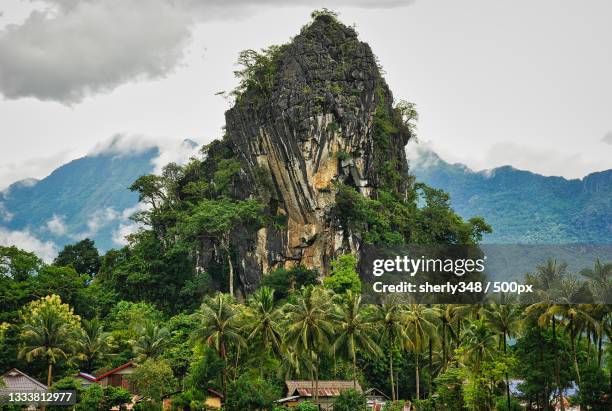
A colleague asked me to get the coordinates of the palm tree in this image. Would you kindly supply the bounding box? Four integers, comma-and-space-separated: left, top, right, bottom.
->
192, 292, 245, 396
525, 258, 569, 411
590, 305, 612, 368
130, 320, 169, 362
581, 259, 612, 304
484, 303, 522, 409
431, 305, 458, 371
246, 286, 283, 356
460, 319, 497, 372
450, 304, 483, 349
333, 291, 382, 389
459, 318, 498, 410
19, 304, 77, 387
581, 260, 612, 367
76, 317, 115, 371
371, 298, 410, 401
404, 304, 437, 401
284, 286, 335, 406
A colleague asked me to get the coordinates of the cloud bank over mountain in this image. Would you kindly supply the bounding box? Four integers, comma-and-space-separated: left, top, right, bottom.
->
0, 0, 413, 104
0, 226, 58, 261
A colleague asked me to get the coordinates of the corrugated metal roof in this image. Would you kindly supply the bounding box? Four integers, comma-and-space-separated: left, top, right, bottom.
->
95, 361, 134, 381
0, 369, 48, 394
286, 380, 362, 397
77, 372, 97, 382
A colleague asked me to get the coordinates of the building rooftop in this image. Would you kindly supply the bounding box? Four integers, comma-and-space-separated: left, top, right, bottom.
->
0, 369, 48, 394
285, 380, 362, 397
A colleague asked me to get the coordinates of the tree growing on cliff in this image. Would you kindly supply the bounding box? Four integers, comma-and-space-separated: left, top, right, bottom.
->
179, 198, 264, 297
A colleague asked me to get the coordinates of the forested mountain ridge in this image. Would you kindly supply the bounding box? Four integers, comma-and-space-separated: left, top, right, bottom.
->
409, 146, 612, 244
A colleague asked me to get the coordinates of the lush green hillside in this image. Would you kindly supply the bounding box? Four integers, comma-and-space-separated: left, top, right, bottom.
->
410, 147, 612, 244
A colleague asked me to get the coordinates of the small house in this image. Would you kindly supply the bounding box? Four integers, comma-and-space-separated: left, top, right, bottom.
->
204, 388, 224, 409
364, 387, 390, 410
96, 361, 136, 393
0, 368, 48, 411
75, 371, 97, 387
277, 380, 362, 410
162, 388, 224, 410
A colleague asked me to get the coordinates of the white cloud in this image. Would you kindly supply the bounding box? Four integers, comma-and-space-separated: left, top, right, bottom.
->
0, 149, 71, 190
0, 0, 192, 104
420, 139, 611, 180
405, 139, 441, 170
151, 138, 200, 173
481, 142, 610, 178
45, 214, 68, 236
0, 226, 58, 262
89, 134, 199, 173
112, 221, 142, 246
602, 131, 612, 145
112, 202, 148, 245
89, 134, 160, 157
0, 0, 414, 104
0, 202, 13, 222
86, 207, 120, 235
72, 202, 150, 243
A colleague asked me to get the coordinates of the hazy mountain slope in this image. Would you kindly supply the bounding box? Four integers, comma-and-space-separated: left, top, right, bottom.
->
410, 147, 612, 244
0, 149, 158, 252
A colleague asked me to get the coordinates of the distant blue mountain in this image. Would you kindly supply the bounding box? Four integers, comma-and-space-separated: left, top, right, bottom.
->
1, 140, 608, 259
0, 149, 158, 252
0, 139, 200, 253
409, 147, 612, 244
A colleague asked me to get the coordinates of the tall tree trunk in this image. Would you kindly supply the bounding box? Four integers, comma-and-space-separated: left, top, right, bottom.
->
428, 338, 433, 397
586, 331, 592, 364
220, 342, 228, 398
310, 365, 316, 406
571, 336, 581, 386
442, 323, 447, 368
353, 355, 357, 390
457, 320, 462, 349
226, 251, 234, 297
415, 353, 420, 400
552, 317, 564, 411
389, 352, 396, 401
315, 364, 320, 406
504, 332, 511, 411
597, 325, 603, 368
47, 361, 53, 387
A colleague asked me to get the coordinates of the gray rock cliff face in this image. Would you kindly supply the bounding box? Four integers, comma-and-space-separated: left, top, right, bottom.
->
197, 15, 412, 296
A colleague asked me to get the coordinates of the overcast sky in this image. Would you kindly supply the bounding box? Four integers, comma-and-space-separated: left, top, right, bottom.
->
0, 0, 611, 189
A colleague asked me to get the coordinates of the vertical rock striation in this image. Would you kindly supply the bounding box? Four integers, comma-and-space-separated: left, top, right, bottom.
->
199, 14, 413, 295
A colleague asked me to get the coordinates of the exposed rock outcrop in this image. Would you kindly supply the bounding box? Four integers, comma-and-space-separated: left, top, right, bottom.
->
196, 14, 413, 295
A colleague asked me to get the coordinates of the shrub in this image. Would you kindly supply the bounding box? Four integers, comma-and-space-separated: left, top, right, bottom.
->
261, 266, 319, 301
323, 254, 361, 294
332, 389, 367, 411
295, 401, 318, 411
382, 401, 410, 411
494, 396, 522, 411
225, 374, 280, 411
